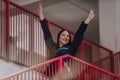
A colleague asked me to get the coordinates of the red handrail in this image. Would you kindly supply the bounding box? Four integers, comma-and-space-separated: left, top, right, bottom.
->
93, 52, 120, 64
84, 38, 113, 54
6, 0, 10, 45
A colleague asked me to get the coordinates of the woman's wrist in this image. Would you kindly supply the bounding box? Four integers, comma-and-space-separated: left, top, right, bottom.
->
84, 18, 90, 24
39, 13, 44, 20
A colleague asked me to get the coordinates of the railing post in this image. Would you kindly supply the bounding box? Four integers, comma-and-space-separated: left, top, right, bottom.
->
6, 0, 10, 61
110, 52, 115, 73
80, 40, 84, 60
58, 58, 63, 80
90, 68, 94, 80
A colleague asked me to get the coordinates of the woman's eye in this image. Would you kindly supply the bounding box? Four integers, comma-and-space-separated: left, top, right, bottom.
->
67, 35, 69, 37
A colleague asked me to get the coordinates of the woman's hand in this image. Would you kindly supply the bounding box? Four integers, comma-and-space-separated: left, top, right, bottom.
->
38, 3, 44, 20
85, 9, 95, 24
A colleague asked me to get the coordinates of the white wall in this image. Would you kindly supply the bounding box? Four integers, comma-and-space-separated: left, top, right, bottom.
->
99, 0, 120, 53
0, 59, 25, 79
10, 13, 46, 56
116, 0, 120, 52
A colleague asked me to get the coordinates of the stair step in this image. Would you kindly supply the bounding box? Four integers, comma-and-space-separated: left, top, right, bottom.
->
0, 59, 26, 78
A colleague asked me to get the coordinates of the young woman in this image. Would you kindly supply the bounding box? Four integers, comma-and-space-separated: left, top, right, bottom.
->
38, 3, 95, 78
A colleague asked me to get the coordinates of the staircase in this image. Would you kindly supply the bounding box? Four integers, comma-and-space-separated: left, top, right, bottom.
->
0, 0, 120, 80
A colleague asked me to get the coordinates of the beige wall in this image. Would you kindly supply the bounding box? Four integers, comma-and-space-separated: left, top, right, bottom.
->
99, 0, 120, 53
116, 0, 120, 52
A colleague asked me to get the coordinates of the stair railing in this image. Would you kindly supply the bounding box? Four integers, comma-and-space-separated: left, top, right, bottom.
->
0, 54, 119, 80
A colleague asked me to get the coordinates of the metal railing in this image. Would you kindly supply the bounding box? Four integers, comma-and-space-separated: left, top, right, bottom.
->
0, 54, 119, 80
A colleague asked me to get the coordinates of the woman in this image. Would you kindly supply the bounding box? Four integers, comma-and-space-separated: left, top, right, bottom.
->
38, 3, 95, 78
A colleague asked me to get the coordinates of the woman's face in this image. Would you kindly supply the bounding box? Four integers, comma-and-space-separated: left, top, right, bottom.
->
58, 30, 70, 47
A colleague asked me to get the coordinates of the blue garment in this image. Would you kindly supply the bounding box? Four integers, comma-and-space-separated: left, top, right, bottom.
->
40, 18, 88, 59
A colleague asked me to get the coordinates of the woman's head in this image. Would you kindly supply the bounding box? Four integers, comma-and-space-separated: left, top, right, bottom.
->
57, 30, 71, 47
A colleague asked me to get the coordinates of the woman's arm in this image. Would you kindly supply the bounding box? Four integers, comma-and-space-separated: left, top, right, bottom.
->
38, 3, 55, 49
70, 9, 95, 56
84, 9, 95, 24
